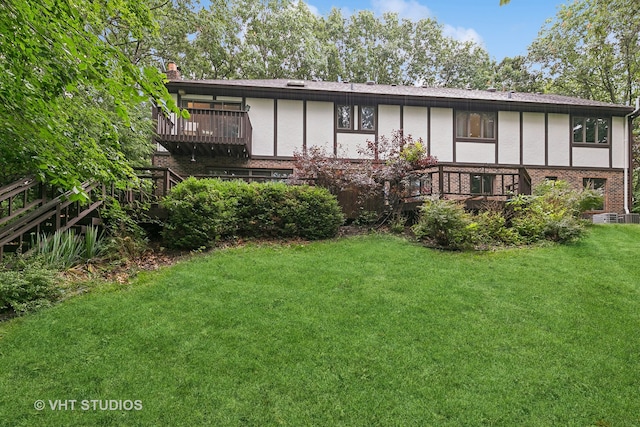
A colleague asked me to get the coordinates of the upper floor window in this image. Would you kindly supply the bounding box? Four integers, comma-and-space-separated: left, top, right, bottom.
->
360, 106, 375, 130
337, 105, 352, 129
573, 117, 609, 144
456, 111, 496, 140
337, 105, 376, 132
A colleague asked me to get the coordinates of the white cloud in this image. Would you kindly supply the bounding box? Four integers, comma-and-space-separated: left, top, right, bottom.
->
371, 0, 432, 20
300, 1, 320, 16
443, 25, 485, 47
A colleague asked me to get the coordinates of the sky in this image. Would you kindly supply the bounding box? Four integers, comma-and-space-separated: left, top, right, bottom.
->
305, 0, 567, 61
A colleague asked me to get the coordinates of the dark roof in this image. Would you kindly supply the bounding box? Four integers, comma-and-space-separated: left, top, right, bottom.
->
167, 78, 634, 114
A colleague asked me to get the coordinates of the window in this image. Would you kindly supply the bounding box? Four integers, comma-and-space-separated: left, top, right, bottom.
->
456, 111, 496, 139
182, 101, 242, 110
583, 178, 606, 210
337, 105, 352, 129
208, 168, 292, 182
360, 106, 375, 130
470, 174, 494, 195
184, 101, 212, 109
573, 117, 609, 144
337, 105, 376, 131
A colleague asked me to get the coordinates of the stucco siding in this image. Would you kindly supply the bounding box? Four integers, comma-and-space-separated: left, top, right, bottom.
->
430, 108, 453, 162
276, 100, 303, 157
498, 111, 520, 165
337, 133, 370, 158
181, 94, 213, 101
306, 101, 334, 152
247, 98, 275, 156
547, 113, 570, 166
378, 105, 401, 139
456, 142, 495, 163
572, 147, 609, 168
522, 112, 545, 165
403, 106, 428, 143
611, 116, 626, 168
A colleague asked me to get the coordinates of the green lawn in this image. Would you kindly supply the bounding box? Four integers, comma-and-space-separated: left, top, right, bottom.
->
1, 225, 639, 426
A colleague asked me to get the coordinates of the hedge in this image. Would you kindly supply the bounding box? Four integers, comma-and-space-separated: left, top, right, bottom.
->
162, 178, 344, 249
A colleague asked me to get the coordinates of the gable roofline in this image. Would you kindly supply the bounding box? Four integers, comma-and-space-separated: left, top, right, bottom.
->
166, 79, 635, 115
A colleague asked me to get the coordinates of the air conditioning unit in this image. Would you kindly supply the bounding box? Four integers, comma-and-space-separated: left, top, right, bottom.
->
592, 213, 618, 224
618, 213, 640, 224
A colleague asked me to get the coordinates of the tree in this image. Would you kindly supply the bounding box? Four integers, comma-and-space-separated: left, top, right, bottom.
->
527, 0, 640, 211
491, 56, 545, 93
528, 0, 640, 105
185, 2, 241, 79
233, 0, 324, 80
0, 0, 181, 193
290, 130, 437, 220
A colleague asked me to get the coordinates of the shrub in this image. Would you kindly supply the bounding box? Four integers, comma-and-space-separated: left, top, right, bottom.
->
0, 259, 58, 314
508, 180, 590, 243
474, 210, 522, 246
100, 198, 149, 259
280, 185, 344, 239
412, 199, 474, 250
162, 178, 344, 250
161, 178, 238, 249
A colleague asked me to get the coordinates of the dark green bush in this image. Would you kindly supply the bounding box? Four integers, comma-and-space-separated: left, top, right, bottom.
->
161, 178, 237, 249
162, 178, 344, 249
278, 185, 345, 240
0, 259, 58, 314
412, 199, 474, 250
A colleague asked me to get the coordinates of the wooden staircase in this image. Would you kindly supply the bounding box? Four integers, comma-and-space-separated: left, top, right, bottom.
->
0, 167, 183, 260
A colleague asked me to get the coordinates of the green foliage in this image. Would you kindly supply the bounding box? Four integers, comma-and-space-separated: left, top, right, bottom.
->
99, 198, 149, 259
0, 0, 182, 193
0, 258, 58, 314
354, 210, 380, 227
162, 178, 344, 249
528, 0, 640, 105
473, 210, 522, 246
412, 199, 474, 250
33, 227, 104, 269
508, 180, 595, 243
161, 178, 237, 249
389, 213, 408, 234
414, 180, 595, 249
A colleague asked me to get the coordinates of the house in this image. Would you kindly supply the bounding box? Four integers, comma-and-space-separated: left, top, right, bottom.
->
153, 64, 639, 214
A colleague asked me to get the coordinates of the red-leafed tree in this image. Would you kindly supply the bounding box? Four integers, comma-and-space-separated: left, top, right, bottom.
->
290, 130, 437, 221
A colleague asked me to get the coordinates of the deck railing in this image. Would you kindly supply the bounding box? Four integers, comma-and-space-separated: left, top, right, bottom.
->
0, 168, 184, 259
154, 107, 252, 151
416, 165, 532, 199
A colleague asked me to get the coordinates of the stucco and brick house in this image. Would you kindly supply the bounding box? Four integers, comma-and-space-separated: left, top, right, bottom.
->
154, 64, 639, 214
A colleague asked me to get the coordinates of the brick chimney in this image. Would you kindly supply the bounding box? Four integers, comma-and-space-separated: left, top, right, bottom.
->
165, 62, 181, 80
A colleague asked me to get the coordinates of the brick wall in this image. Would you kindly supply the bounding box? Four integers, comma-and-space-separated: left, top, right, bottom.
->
154, 152, 628, 214
153, 152, 295, 176
527, 167, 625, 214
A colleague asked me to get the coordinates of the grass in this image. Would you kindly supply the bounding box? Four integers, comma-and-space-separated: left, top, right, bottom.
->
1, 225, 639, 426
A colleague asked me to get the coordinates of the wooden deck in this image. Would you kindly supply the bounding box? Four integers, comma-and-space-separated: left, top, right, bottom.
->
153, 107, 252, 157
